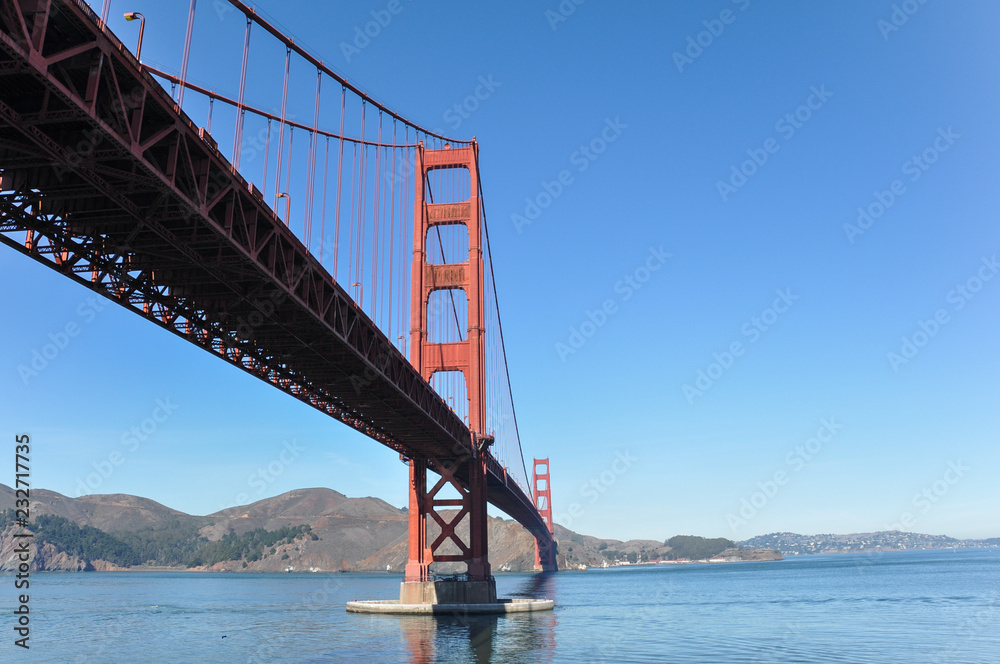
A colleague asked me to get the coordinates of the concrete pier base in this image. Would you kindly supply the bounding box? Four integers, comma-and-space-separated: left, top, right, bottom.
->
346, 598, 554, 615
347, 577, 553, 615
399, 578, 497, 605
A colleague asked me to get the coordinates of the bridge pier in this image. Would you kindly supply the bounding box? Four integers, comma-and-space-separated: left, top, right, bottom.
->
0, 0, 549, 617
349, 143, 553, 614
399, 450, 496, 606
402, 143, 498, 605
533, 458, 558, 572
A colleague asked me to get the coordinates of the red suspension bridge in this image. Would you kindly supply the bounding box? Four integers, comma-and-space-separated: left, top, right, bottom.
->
0, 0, 557, 603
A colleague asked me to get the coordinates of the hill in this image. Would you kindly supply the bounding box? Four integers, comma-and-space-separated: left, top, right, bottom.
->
0, 485, 535, 573
0, 483, 198, 532
739, 531, 1000, 555
1, 484, 787, 573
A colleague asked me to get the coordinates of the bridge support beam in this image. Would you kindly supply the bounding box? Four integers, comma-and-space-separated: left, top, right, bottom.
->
400, 142, 496, 605
403, 457, 430, 584
533, 458, 558, 571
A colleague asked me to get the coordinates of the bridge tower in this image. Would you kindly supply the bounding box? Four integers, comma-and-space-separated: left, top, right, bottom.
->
533, 458, 558, 571
401, 142, 496, 605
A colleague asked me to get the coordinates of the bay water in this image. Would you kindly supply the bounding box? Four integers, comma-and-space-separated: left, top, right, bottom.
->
8, 548, 999, 663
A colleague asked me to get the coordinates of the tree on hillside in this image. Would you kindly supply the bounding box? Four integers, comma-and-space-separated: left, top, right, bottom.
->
664, 535, 735, 560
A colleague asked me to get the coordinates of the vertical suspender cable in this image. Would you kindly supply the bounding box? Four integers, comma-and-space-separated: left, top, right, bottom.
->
320, 137, 330, 265
401, 126, 409, 352
305, 69, 322, 249
284, 128, 294, 229
262, 119, 272, 197
387, 121, 396, 340
476, 149, 530, 489
356, 102, 367, 296
274, 47, 291, 208
372, 112, 382, 325
347, 141, 357, 285
178, 0, 198, 106
333, 87, 346, 279
232, 17, 252, 170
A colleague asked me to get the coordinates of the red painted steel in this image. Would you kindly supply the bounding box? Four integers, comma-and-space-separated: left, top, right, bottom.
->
533, 458, 558, 570
0, 0, 556, 572
406, 144, 493, 581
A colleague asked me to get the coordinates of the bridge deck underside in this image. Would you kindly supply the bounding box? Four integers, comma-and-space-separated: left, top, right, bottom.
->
0, 0, 550, 543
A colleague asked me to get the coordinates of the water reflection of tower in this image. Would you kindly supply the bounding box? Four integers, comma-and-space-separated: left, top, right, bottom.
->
517, 574, 557, 663
401, 574, 558, 663
403, 616, 435, 663
476, 574, 558, 662
404, 614, 498, 663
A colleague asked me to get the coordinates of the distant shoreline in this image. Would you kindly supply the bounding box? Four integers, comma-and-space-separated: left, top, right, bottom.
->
9, 546, 996, 576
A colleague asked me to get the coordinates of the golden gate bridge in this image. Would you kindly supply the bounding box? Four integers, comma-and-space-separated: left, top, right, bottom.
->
0, 0, 556, 608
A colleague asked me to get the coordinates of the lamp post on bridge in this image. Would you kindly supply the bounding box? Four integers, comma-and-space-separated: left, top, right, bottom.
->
123, 12, 145, 64
276, 192, 291, 227
351, 282, 363, 308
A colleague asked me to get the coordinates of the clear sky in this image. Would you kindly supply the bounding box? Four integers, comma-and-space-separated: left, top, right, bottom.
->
2, 0, 998, 541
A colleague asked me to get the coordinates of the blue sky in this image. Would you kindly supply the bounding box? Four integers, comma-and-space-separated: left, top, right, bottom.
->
2, 0, 999, 541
